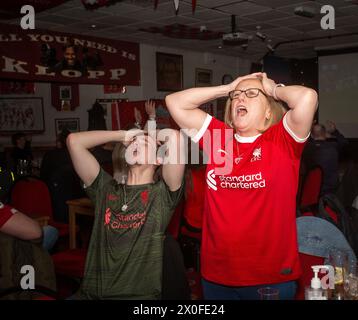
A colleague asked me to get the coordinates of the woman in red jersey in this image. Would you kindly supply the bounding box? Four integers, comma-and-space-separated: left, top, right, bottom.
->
166, 72, 318, 299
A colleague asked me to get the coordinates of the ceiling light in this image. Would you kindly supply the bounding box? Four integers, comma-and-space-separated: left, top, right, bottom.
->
256, 31, 266, 41
255, 26, 266, 41
294, 6, 316, 18
91, 24, 96, 28
267, 44, 275, 53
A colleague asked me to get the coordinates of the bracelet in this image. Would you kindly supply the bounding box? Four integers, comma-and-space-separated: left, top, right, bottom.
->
273, 83, 285, 100
149, 117, 156, 121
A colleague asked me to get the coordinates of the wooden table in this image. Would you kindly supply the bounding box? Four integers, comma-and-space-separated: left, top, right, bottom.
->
67, 197, 94, 249
33, 216, 50, 227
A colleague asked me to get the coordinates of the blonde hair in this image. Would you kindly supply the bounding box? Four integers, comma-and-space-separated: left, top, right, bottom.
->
224, 84, 286, 133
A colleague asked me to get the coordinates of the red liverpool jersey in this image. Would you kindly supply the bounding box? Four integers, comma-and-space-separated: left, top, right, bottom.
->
193, 113, 307, 286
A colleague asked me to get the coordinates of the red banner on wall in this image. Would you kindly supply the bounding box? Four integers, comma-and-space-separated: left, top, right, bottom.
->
0, 23, 140, 85
111, 100, 179, 130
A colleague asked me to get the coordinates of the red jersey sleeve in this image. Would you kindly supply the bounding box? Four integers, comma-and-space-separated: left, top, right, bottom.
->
264, 112, 309, 159
0, 203, 17, 228
192, 114, 234, 161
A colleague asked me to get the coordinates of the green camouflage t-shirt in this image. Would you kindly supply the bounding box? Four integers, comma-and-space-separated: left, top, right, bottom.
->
78, 169, 183, 300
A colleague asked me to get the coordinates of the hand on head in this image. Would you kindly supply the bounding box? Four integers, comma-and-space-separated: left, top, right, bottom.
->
260, 72, 277, 97
122, 129, 144, 147
228, 72, 277, 97
228, 72, 263, 92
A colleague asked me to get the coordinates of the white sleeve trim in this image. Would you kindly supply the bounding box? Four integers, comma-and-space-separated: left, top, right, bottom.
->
191, 114, 212, 143
283, 113, 310, 143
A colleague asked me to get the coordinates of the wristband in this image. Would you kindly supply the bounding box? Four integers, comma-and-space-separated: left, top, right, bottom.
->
273, 83, 285, 100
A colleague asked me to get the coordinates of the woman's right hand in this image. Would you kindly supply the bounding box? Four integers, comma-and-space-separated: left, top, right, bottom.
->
227, 72, 263, 93
145, 100, 156, 119
121, 129, 144, 147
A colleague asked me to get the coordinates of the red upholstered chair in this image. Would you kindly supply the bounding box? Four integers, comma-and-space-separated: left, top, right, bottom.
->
51, 248, 88, 298
180, 167, 205, 241
300, 166, 323, 208
296, 253, 325, 300
10, 176, 71, 238
52, 248, 87, 278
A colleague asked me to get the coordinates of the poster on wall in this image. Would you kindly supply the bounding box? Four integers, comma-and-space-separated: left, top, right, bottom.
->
51, 83, 79, 111
0, 97, 45, 134
0, 23, 140, 85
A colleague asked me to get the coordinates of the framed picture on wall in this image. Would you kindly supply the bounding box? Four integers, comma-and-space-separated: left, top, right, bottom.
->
0, 97, 45, 134
195, 68, 212, 87
55, 118, 80, 136
59, 85, 72, 100
156, 52, 183, 92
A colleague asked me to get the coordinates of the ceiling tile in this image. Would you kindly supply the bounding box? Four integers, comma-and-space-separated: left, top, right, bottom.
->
156, 15, 201, 25
269, 16, 317, 27
244, 9, 287, 21
316, 0, 355, 8
56, 7, 112, 20
251, 0, 305, 9
91, 15, 139, 26
239, 23, 278, 31
218, 2, 272, 17
36, 14, 81, 25
182, 9, 228, 21
289, 22, 322, 32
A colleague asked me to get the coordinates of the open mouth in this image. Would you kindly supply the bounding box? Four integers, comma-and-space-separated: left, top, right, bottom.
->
236, 105, 248, 117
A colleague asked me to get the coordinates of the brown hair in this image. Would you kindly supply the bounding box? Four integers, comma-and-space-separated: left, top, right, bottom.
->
112, 142, 128, 183
111, 140, 162, 183
224, 86, 286, 133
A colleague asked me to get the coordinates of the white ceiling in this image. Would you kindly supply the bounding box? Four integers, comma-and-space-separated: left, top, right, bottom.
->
3, 0, 358, 61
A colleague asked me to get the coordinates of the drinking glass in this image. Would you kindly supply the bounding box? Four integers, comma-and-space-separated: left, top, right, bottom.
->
258, 287, 279, 300
17, 159, 29, 176
328, 247, 349, 300
344, 260, 358, 300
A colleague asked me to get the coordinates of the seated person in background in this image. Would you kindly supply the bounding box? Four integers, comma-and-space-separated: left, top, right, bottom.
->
10, 132, 33, 174
0, 202, 58, 252
41, 129, 85, 223
0, 202, 57, 299
0, 202, 42, 241
0, 166, 59, 251
302, 121, 348, 196
90, 142, 114, 175
66, 125, 185, 299
40, 129, 72, 182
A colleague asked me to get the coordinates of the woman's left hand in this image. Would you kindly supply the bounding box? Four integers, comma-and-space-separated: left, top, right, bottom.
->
261, 73, 277, 97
